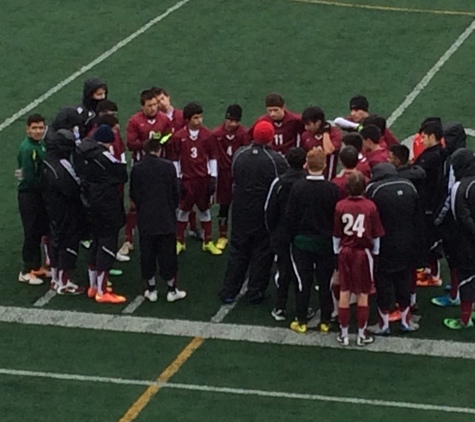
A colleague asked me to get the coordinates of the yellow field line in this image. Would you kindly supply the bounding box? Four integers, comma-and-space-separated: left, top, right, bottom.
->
118, 337, 205, 422
291, 0, 475, 17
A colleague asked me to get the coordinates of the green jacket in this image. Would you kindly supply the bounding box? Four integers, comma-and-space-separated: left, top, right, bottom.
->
17, 137, 46, 192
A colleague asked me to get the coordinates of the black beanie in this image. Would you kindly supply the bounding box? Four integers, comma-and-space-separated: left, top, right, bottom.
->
349, 95, 369, 111
93, 124, 115, 143
225, 104, 242, 121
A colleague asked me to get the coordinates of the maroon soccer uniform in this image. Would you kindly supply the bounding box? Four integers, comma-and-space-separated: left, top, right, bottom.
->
334, 197, 385, 294
161, 108, 185, 159
383, 128, 399, 147
332, 171, 369, 199
250, 111, 304, 154
126, 111, 172, 163
366, 148, 389, 169
211, 123, 250, 206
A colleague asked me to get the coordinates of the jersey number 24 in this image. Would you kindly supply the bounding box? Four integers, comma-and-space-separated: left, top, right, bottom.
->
342, 213, 365, 238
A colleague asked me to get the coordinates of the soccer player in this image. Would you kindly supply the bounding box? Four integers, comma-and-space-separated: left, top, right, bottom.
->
388, 144, 426, 192
152, 87, 184, 134
265, 147, 307, 321
219, 121, 288, 304
77, 77, 108, 137
76, 125, 128, 304
172, 102, 222, 256
341, 133, 371, 178
122, 90, 173, 256
211, 104, 250, 250
250, 93, 303, 154
286, 148, 340, 334
130, 138, 186, 303
361, 124, 388, 168
17, 114, 49, 285
362, 114, 398, 149
332, 146, 365, 199
333, 171, 384, 346
300, 106, 342, 180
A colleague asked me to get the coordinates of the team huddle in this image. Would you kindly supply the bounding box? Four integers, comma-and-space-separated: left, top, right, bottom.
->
16, 78, 475, 345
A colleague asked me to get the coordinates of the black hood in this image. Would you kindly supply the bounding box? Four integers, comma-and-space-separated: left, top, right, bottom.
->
51, 106, 83, 131
443, 122, 466, 154
452, 148, 475, 180
46, 129, 76, 159
82, 78, 108, 112
76, 136, 105, 159
370, 163, 398, 182
397, 164, 426, 183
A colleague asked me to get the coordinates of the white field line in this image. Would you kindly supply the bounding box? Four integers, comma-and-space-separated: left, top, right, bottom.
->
210, 279, 248, 323
0, 367, 474, 414
1, 306, 474, 360
387, 20, 475, 128
33, 290, 56, 307
122, 296, 145, 314
466, 128, 475, 137
0, 0, 192, 133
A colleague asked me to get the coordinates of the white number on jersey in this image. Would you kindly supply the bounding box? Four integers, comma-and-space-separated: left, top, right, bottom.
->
190, 147, 198, 159
342, 213, 366, 238
274, 134, 284, 146
226, 145, 233, 156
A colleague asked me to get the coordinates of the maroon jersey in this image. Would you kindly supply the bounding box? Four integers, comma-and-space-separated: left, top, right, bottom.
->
161, 108, 185, 134
356, 154, 372, 178
212, 123, 250, 171
172, 126, 215, 180
334, 197, 385, 250
126, 112, 172, 163
366, 148, 389, 169
250, 111, 304, 154
383, 128, 399, 147
332, 171, 369, 199
87, 124, 125, 163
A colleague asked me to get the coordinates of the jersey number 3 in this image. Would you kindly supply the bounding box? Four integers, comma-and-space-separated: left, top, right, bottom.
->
342, 213, 365, 238
190, 147, 198, 158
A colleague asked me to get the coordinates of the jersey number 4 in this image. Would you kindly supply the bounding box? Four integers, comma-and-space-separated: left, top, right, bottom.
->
342, 213, 366, 238
226, 146, 233, 156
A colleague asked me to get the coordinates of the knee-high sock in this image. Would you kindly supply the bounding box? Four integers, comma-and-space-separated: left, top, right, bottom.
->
429, 258, 440, 278
378, 308, 389, 330
125, 210, 136, 243
189, 209, 197, 232
97, 271, 109, 296
410, 271, 417, 306
338, 306, 350, 337
400, 306, 411, 329
88, 266, 98, 290
461, 301, 473, 325
201, 221, 212, 243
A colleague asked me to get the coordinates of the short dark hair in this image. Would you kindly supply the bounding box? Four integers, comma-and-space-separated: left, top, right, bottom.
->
389, 144, 410, 165
301, 107, 325, 124
140, 89, 156, 105
418, 117, 441, 134
183, 102, 203, 121
346, 171, 366, 196
97, 99, 118, 114
265, 93, 285, 108
342, 133, 364, 152
96, 114, 119, 128
27, 114, 45, 126
150, 86, 169, 97
339, 146, 359, 169
420, 121, 443, 141
360, 124, 381, 144
285, 147, 306, 170
362, 114, 386, 134
143, 138, 162, 154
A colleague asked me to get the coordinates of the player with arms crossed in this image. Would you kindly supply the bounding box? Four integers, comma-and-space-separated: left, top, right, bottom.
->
333, 171, 385, 346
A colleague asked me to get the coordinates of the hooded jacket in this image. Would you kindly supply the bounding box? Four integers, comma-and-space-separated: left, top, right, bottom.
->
367, 163, 423, 271
397, 164, 426, 193
44, 107, 83, 147
77, 78, 108, 136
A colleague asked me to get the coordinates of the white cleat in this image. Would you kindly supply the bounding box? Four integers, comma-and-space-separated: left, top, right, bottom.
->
118, 241, 133, 256
116, 252, 130, 262
144, 289, 158, 302
167, 289, 187, 303
18, 272, 44, 286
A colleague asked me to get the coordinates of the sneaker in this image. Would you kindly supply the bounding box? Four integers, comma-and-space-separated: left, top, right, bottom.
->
18, 272, 44, 285
416, 273, 442, 287
81, 240, 91, 249
167, 289, 187, 303
337, 335, 350, 347
215, 237, 228, 250
319, 323, 331, 334
367, 324, 391, 336
109, 269, 123, 277
271, 308, 287, 322
307, 307, 316, 320
431, 294, 460, 307
189, 229, 203, 241
400, 321, 420, 333
87, 287, 97, 298
444, 284, 451, 292
290, 320, 307, 334
202, 241, 222, 255
118, 241, 133, 256
389, 309, 401, 322
50, 280, 60, 291
444, 318, 474, 330
116, 253, 130, 262
57, 281, 85, 295
144, 289, 158, 302
176, 241, 186, 255
95, 292, 126, 304
357, 334, 375, 346
31, 267, 51, 278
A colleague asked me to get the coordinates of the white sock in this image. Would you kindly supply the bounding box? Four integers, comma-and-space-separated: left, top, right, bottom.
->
148, 276, 156, 289
340, 325, 349, 338
410, 293, 417, 306
378, 308, 389, 330
400, 306, 411, 328
51, 268, 59, 283
58, 269, 67, 287
97, 271, 107, 295
88, 269, 98, 290
358, 327, 366, 337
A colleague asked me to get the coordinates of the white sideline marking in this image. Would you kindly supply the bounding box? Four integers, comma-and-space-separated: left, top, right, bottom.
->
466, 128, 475, 137
0, 0, 192, 133
1, 306, 474, 360
387, 20, 475, 128
122, 296, 145, 314
1, 368, 474, 414
210, 279, 248, 323
33, 290, 57, 307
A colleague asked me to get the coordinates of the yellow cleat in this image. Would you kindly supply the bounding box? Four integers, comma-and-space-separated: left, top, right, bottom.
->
176, 241, 186, 255
290, 320, 307, 334
215, 237, 228, 250
319, 323, 331, 335
202, 241, 223, 255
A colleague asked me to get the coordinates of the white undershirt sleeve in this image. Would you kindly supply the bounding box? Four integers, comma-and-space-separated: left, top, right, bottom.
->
372, 238, 381, 255
173, 161, 182, 178
332, 237, 341, 255
208, 159, 218, 177
333, 117, 360, 130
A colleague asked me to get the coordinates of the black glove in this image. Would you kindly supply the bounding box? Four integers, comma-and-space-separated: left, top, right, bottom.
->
208, 176, 217, 196
320, 121, 332, 134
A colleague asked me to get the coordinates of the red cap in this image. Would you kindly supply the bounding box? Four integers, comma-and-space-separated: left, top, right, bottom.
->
253, 121, 275, 144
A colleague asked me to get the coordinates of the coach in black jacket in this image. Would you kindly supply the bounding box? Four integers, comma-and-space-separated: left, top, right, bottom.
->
130, 139, 186, 303
219, 121, 288, 304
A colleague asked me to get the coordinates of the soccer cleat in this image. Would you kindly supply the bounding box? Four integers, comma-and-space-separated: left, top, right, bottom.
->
319, 323, 331, 334
202, 241, 222, 255
57, 281, 85, 296
87, 287, 97, 298
109, 269, 123, 277
116, 253, 130, 262
215, 237, 228, 250
176, 241, 186, 255
81, 240, 92, 249
144, 289, 158, 302
444, 318, 474, 330
118, 241, 133, 256
95, 292, 126, 304
290, 320, 307, 334
167, 289, 187, 303
444, 284, 451, 292
431, 295, 460, 307
389, 309, 401, 322
18, 272, 44, 285
357, 334, 375, 346
416, 272, 442, 287
271, 308, 287, 322
400, 321, 420, 333
31, 267, 51, 278
307, 307, 316, 320
337, 335, 350, 347
367, 324, 390, 336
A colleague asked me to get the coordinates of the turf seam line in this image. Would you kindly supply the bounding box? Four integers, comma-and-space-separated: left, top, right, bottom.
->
122, 296, 145, 314
0, 0, 192, 133
32, 290, 56, 307
1, 368, 474, 414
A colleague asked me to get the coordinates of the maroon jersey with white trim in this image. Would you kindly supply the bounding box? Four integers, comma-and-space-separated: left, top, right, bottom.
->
367, 148, 389, 169
161, 108, 185, 134
211, 123, 250, 172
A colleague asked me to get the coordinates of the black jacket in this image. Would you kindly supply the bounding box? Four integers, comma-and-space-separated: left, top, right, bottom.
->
76, 137, 127, 234
231, 143, 288, 234
130, 154, 179, 236
265, 168, 306, 247
397, 164, 426, 193
367, 163, 423, 271
77, 78, 108, 137
44, 106, 83, 148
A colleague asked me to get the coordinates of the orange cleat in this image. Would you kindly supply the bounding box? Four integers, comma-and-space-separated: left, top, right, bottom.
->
87, 287, 97, 298
416, 273, 442, 287
95, 292, 126, 304
31, 267, 51, 278
389, 309, 401, 322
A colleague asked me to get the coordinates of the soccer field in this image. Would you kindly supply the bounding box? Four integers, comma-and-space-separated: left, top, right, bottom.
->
2, 0, 475, 420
